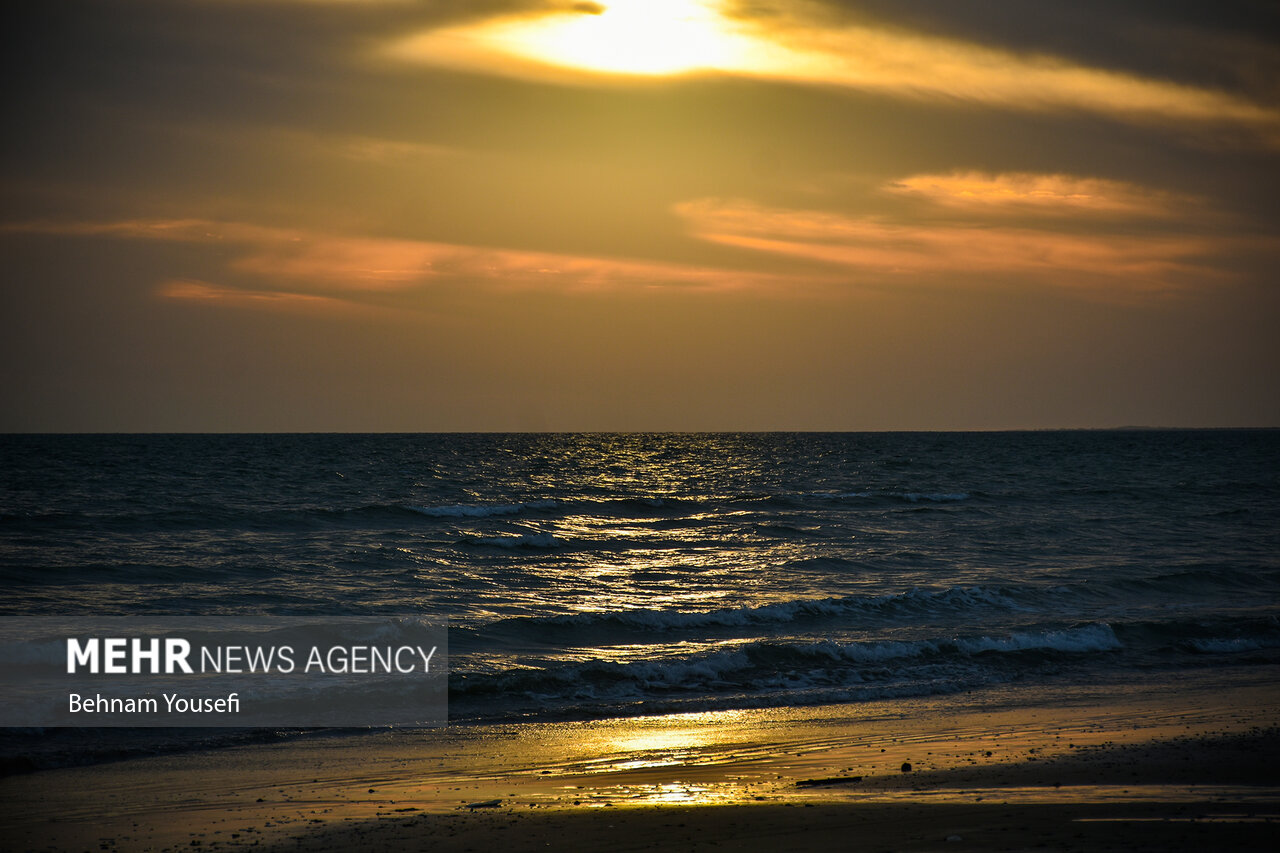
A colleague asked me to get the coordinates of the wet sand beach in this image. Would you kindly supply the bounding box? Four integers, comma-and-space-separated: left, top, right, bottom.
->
3, 674, 1277, 852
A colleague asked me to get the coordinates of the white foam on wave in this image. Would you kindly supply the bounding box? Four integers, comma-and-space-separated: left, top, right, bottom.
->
954, 622, 1121, 654
812, 638, 935, 663
451, 620, 1148, 721
610, 649, 754, 688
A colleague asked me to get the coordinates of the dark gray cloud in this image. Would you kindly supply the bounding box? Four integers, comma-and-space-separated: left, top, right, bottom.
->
2, 1, 555, 113
1, 0, 572, 218
772, 0, 1280, 100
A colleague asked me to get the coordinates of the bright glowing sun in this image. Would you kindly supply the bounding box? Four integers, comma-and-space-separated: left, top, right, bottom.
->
474, 0, 752, 76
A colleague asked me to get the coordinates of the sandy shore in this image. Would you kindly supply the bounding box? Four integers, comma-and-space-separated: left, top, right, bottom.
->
3, 674, 1277, 852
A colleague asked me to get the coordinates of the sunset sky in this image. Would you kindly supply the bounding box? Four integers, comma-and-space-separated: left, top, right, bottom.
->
3, 0, 1278, 431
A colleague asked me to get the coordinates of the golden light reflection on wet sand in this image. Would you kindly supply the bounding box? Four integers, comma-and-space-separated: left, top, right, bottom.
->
568, 781, 739, 806
590, 711, 750, 767
5, 679, 1276, 851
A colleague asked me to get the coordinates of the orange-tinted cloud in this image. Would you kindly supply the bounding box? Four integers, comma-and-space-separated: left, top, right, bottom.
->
212, 222, 783, 294
881, 172, 1197, 218
5, 218, 787, 311
157, 279, 366, 315
675, 194, 1234, 295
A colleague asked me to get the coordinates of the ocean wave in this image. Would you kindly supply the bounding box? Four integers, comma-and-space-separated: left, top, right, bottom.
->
481, 586, 1024, 639
1185, 634, 1280, 654
2, 485, 984, 537
559, 496, 715, 518
1035, 568, 1280, 613
804, 490, 971, 503
953, 623, 1121, 654
899, 492, 971, 503
1104, 614, 1280, 655
1177, 617, 1280, 650
1128, 566, 1276, 593
406, 500, 557, 519
752, 522, 823, 539
788, 623, 1122, 665
465, 533, 563, 549
450, 624, 1127, 718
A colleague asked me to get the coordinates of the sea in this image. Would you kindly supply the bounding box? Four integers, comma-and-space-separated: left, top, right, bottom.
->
2, 431, 1278, 768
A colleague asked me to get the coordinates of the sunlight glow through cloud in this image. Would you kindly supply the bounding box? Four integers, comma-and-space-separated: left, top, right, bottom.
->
471, 0, 753, 76
385, 0, 1280, 141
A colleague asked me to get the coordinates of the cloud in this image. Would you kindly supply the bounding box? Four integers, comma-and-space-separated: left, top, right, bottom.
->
157, 278, 367, 315
274, 131, 462, 164
384, 0, 1280, 144
804, 0, 1280, 100
880, 172, 1197, 218
12, 180, 1251, 304
4, 217, 790, 312
674, 187, 1242, 296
